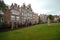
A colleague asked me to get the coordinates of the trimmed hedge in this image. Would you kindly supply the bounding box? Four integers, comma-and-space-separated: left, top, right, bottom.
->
0, 22, 11, 28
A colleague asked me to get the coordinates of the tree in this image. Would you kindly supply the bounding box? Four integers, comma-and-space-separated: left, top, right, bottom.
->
0, 0, 8, 12
47, 15, 54, 22
0, 14, 2, 18
38, 16, 42, 24
0, 0, 8, 21
47, 15, 53, 26
0, 0, 8, 28
0, 14, 3, 27
0, 14, 3, 23
58, 18, 60, 22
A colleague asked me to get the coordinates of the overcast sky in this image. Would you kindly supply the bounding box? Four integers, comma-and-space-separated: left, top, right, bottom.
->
4, 0, 60, 15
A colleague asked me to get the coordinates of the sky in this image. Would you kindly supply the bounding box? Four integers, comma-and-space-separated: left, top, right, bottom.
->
4, 0, 60, 15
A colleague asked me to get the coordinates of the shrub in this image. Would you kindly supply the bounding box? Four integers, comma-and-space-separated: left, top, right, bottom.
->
0, 22, 10, 28
58, 18, 60, 22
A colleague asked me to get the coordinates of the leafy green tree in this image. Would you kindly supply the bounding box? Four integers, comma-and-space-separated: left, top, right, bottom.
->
0, 14, 3, 27
0, 0, 8, 12
58, 18, 60, 22
0, 0, 8, 23
0, 14, 2, 18
0, 0, 8, 27
0, 14, 3, 22
47, 15, 54, 22
38, 16, 40, 23
38, 16, 42, 24
48, 15, 53, 20
47, 15, 54, 26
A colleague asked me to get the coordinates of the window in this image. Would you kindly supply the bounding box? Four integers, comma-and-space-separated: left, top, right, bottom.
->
22, 13, 23, 15
22, 19, 26, 24
28, 17, 30, 19
22, 13, 27, 17
24, 13, 27, 16
0, 10, 4, 14
28, 13, 29, 16
16, 16, 20, 21
28, 13, 32, 17
24, 17, 26, 20
11, 10, 19, 15
11, 16, 15, 20
1, 18, 3, 22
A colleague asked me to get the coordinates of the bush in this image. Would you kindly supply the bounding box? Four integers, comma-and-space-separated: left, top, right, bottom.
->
0, 22, 10, 28
58, 18, 60, 22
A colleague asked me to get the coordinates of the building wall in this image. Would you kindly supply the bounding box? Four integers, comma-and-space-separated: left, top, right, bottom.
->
39, 14, 47, 23
53, 15, 59, 22
3, 3, 39, 25
32, 13, 39, 24
21, 3, 33, 24
4, 3, 21, 24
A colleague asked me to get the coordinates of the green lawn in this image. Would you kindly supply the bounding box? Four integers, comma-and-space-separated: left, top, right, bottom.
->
0, 23, 60, 40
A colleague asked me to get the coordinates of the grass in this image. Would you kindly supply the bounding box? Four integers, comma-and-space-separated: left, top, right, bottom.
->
0, 23, 60, 40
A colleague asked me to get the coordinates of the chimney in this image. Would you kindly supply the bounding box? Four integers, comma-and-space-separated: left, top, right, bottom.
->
18, 5, 20, 8
11, 3, 13, 7
29, 4, 31, 8
10, 3, 13, 9
14, 3, 17, 7
23, 3, 25, 7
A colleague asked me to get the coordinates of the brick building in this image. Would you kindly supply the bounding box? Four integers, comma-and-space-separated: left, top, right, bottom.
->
4, 3, 21, 24
53, 15, 59, 22
32, 13, 39, 24
2, 3, 39, 25
21, 3, 33, 25
39, 14, 47, 23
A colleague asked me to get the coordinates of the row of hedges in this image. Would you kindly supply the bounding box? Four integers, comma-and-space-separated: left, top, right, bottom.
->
0, 22, 33, 29
0, 22, 11, 28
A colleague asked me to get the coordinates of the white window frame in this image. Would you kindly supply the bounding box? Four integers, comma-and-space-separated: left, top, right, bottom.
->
16, 16, 20, 21
11, 16, 15, 20
11, 10, 19, 15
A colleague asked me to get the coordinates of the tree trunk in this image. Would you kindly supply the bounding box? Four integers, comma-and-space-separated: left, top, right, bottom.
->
16, 22, 18, 28
11, 22, 14, 30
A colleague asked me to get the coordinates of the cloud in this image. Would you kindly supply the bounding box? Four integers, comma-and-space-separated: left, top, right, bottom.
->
4, 0, 60, 15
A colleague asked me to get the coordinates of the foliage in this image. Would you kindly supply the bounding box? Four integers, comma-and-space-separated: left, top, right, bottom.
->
0, 0, 8, 27
0, 14, 3, 23
47, 15, 54, 23
58, 18, 60, 22
48, 15, 54, 20
0, 22, 10, 28
0, 14, 3, 20
0, 0, 8, 12
0, 14, 2, 17
38, 16, 43, 24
